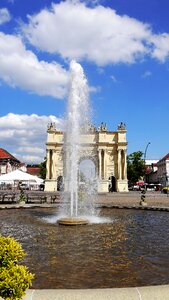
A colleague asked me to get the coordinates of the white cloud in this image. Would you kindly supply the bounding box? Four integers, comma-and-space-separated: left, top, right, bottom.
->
150, 33, 169, 62
97, 67, 105, 74
0, 113, 64, 163
142, 70, 152, 78
89, 85, 101, 93
14, 154, 44, 164
17, 147, 44, 154
22, 1, 151, 66
21, 1, 169, 66
0, 32, 69, 98
110, 75, 118, 83
0, 8, 11, 25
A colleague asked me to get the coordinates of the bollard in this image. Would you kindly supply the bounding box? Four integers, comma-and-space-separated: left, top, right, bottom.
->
140, 189, 147, 206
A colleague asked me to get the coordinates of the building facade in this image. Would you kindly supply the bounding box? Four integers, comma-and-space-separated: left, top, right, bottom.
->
45, 122, 128, 193
157, 153, 169, 187
145, 159, 158, 184
0, 148, 20, 175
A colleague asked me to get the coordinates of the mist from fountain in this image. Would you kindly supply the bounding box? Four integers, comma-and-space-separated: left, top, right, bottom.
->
58, 60, 96, 224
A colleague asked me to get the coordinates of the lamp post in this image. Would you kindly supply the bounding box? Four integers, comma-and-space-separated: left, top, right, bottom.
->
144, 142, 151, 184
140, 142, 150, 206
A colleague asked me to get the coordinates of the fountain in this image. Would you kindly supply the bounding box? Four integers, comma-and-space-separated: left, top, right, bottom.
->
58, 60, 92, 225
1, 60, 169, 290
2, 207, 169, 289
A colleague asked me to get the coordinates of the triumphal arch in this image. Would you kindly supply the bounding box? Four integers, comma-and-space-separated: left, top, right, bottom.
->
45, 122, 128, 193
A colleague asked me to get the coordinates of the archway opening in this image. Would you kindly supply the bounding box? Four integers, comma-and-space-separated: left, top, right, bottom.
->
111, 176, 116, 192
79, 158, 97, 193
57, 175, 63, 191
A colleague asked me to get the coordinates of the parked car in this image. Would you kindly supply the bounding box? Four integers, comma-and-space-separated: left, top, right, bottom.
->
162, 187, 169, 194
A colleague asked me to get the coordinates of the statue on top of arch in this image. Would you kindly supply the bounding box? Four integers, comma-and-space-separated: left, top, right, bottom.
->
118, 122, 126, 131
98, 122, 107, 132
47, 122, 56, 131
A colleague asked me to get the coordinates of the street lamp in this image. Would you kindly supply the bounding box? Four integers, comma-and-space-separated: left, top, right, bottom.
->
144, 142, 151, 164
140, 142, 150, 206
144, 142, 151, 184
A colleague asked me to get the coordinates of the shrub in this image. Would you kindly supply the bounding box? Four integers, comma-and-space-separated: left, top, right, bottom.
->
18, 187, 26, 203
0, 236, 34, 300
0, 236, 25, 268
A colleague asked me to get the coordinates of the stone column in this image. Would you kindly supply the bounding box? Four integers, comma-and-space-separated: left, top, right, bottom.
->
46, 149, 50, 180
118, 149, 122, 180
50, 150, 53, 179
52, 150, 57, 179
104, 149, 107, 179
123, 150, 127, 179
99, 149, 102, 179
101, 150, 104, 179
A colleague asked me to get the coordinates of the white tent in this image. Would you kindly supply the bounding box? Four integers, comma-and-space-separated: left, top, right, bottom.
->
0, 169, 43, 184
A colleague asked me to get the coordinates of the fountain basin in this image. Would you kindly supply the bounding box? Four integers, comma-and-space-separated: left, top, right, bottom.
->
58, 217, 89, 225
1, 207, 169, 289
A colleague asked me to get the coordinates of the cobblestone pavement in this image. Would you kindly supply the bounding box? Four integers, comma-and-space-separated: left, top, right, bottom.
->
0, 191, 169, 208
96, 191, 169, 208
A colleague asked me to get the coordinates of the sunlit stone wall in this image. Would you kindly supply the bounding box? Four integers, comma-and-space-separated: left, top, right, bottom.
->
45, 122, 128, 193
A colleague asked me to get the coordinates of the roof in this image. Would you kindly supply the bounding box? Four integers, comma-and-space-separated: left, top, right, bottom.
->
158, 153, 169, 162
0, 148, 20, 163
27, 167, 40, 176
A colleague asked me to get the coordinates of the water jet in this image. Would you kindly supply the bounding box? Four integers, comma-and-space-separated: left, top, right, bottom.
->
58, 60, 95, 225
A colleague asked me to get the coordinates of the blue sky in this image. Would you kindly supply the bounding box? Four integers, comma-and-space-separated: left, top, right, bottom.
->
0, 0, 169, 163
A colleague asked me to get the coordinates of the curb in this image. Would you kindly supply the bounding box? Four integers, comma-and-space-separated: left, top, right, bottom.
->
22, 286, 169, 300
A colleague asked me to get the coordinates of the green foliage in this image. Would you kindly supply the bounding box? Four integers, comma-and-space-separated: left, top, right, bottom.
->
39, 158, 46, 180
0, 236, 34, 300
0, 265, 34, 300
18, 188, 26, 203
0, 236, 25, 268
127, 151, 145, 184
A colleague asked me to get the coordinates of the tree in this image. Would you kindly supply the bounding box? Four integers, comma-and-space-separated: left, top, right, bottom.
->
0, 236, 34, 300
127, 151, 145, 184
39, 158, 46, 180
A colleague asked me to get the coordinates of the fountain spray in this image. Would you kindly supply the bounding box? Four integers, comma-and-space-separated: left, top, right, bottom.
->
63, 60, 89, 218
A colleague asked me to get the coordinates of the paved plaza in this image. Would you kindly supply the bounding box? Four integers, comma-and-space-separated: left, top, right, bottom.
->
96, 191, 169, 208
0, 190, 169, 209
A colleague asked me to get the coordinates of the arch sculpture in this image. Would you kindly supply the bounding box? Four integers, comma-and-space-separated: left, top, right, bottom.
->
45, 122, 128, 193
